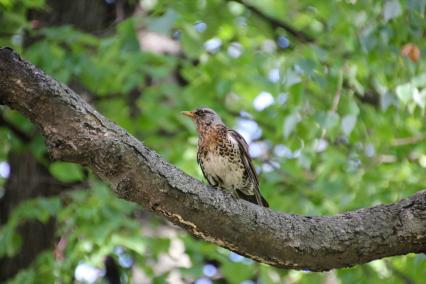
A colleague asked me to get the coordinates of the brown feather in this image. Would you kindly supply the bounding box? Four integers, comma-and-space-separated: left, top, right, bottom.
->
228, 129, 267, 207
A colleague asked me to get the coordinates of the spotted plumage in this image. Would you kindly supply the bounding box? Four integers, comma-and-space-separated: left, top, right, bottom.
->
182, 108, 268, 207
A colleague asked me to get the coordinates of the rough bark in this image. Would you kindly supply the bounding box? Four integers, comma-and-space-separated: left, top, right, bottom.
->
0, 47, 425, 271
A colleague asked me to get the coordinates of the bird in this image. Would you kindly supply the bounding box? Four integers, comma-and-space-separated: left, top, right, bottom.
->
182, 107, 268, 207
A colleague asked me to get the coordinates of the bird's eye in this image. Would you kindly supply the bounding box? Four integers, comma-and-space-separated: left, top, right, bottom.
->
195, 109, 214, 117
196, 109, 207, 116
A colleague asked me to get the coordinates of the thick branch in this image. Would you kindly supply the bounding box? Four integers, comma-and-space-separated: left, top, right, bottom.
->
0, 47, 425, 271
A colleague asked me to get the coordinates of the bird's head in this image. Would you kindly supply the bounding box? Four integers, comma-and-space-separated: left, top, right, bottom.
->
181, 108, 224, 131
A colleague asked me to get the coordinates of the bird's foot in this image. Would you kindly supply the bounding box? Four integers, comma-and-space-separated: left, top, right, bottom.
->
230, 191, 239, 200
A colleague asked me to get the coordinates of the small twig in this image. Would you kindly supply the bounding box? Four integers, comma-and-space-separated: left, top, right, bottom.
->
115, 0, 126, 22
375, 154, 397, 164
392, 133, 426, 146
54, 234, 68, 262
331, 73, 343, 113
321, 71, 343, 139
385, 260, 416, 284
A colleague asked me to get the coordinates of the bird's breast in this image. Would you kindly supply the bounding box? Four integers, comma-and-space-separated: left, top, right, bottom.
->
198, 135, 245, 190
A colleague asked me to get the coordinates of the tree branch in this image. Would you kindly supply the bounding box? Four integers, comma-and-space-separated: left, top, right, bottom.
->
230, 0, 315, 43
0, 47, 425, 271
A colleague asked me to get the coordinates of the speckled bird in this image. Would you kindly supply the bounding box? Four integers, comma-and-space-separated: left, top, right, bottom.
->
182, 108, 268, 207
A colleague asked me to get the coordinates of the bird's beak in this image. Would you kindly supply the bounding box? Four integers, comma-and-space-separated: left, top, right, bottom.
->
181, 111, 195, 118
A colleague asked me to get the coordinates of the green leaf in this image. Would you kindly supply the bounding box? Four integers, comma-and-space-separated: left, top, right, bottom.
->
221, 260, 254, 283
383, 0, 402, 22
341, 114, 357, 135
146, 9, 178, 34
49, 162, 84, 182
316, 111, 340, 130
283, 112, 301, 138
395, 83, 414, 104
0, 226, 22, 257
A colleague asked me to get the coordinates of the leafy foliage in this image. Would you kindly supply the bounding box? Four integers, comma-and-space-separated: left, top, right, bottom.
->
1, 0, 426, 283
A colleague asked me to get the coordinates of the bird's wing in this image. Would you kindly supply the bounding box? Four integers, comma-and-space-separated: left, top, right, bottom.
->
196, 149, 202, 166
228, 129, 258, 185
228, 129, 267, 207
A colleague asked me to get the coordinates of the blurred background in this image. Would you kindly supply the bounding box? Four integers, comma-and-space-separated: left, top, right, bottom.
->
1, 0, 426, 283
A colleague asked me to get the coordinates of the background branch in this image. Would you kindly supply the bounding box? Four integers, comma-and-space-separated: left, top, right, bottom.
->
230, 0, 314, 43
